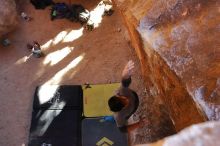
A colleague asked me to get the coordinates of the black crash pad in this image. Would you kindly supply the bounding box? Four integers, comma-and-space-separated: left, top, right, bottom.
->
82, 118, 128, 146
29, 137, 79, 146
29, 110, 82, 146
33, 85, 83, 110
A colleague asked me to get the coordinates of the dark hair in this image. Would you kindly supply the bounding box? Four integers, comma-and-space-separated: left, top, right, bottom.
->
108, 96, 124, 112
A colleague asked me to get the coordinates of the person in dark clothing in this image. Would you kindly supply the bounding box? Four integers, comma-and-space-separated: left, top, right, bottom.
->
108, 60, 148, 132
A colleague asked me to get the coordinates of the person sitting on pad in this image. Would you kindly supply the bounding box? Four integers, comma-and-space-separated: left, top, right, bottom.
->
108, 60, 148, 132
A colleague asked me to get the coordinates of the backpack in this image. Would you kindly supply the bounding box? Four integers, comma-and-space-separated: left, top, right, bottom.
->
70, 4, 90, 23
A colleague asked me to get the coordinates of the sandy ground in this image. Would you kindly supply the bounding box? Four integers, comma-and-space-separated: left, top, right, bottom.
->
0, 0, 148, 145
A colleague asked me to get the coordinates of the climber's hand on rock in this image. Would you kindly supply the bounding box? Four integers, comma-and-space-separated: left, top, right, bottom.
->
122, 60, 134, 79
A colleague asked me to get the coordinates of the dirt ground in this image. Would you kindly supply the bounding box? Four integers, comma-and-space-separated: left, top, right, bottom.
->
0, 0, 149, 145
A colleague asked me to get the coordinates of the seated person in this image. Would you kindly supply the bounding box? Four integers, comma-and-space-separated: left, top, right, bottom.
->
27, 41, 43, 58
21, 12, 31, 21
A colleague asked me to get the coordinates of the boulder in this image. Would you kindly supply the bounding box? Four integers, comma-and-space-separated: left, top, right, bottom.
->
136, 121, 220, 146
113, 0, 220, 143
113, 0, 219, 133
0, 0, 17, 38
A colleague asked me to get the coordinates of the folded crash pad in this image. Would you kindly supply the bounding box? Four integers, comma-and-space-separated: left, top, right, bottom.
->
82, 118, 127, 146
83, 83, 120, 117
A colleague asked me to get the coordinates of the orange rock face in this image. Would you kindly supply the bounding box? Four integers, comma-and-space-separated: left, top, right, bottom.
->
113, 0, 220, 132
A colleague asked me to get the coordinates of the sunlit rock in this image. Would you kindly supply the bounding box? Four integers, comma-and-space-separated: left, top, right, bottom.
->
137, 121, 220, 146
113, 0, 219, 134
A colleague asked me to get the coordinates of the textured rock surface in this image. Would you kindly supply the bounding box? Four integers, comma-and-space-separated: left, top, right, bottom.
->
138, 0, 220, 122
136, 121, 220, 146
0, 0, 17, 37
113, 0, 220, 136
